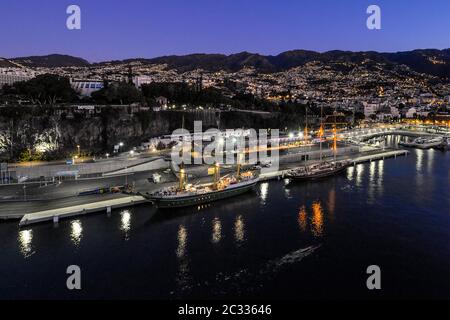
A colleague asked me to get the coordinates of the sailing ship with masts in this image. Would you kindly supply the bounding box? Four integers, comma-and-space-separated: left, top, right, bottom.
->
141, 161, 259, 209
286, 106, 350, 181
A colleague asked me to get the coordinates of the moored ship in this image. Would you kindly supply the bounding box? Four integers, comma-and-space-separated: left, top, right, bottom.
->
287, 105, 350, 181
141, 164, 259, 208
286, 160, 350, 181
398, 137, 443, 149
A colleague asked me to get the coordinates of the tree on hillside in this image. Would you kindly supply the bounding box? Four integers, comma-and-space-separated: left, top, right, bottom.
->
11, 74, 77, 105
91, 82, 142, 105
140, 82, 231, 107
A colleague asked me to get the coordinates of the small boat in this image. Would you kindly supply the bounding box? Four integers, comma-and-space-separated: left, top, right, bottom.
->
141, 164, 259, 208
435, 137, 450, 151
398, 137, 443, 149
286, 160, 350, 181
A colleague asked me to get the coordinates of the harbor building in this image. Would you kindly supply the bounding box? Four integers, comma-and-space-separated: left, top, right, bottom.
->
70, 79, 104, 97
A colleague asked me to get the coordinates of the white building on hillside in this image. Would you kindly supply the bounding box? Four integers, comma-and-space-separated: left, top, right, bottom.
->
0, 68, 35, 87
133, 75, 153, 88
406, 107, 417, 118
70, 79, 104, 97
363, 101, 381, 118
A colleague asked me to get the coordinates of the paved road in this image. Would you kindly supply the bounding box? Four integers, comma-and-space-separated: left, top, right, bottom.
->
0, 169, 173, 200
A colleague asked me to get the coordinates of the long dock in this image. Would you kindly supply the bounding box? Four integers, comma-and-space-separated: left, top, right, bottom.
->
19, 195, 147, 227
259, 149, 408, 181
351, 149, 408, 164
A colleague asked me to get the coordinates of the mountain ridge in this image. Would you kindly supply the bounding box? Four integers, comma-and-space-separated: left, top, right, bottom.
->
1, 49, 449, 78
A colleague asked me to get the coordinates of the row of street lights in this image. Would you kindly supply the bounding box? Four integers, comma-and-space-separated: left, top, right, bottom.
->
74, 141, 138, 163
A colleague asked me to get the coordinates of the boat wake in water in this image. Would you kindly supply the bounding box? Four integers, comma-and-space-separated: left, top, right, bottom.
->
171, 244, 321, 297
264, 244, 322, 272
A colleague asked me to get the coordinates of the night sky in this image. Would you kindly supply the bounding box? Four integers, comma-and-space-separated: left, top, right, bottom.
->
1, 0, 449, 62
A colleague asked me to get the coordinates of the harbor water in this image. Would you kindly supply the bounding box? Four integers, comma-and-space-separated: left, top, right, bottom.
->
0, 136, 449, 299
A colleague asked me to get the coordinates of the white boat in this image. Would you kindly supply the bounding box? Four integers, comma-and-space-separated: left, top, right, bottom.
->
399, 137, 443, 149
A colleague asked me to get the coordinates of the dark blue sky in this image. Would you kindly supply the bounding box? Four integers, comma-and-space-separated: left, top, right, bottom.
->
1, 0, 449, 62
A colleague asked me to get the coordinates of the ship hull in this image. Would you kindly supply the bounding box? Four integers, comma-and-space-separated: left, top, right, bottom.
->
144, 179, 258, 208
288, 164, 349, 181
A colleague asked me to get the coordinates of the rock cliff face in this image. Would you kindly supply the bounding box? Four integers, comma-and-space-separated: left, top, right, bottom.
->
0, 107, 173, 160
0, 106, 299, 161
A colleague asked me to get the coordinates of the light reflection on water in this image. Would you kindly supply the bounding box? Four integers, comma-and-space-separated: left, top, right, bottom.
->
328, 188, 336, 216
377, 160, 384, 197
211, 217, 222, 244
70, 220, 83, 246
368, 161, 377, 204
18, 229, 34, 258
346, 165, 355, 181
416, 149, 424, 172
284, 182, 292, 199
120, 210, 132, 240
416, 149, 425, 188
260, 182, 269, 203
427, 149, 434, 173
369, 161, 376, 182
176, 225, 187, 258
355, 163, 364, 187
297, 206, 307, 232
311, 201, 324, 238
234, 215, 245, 244
176, 224, 190, 289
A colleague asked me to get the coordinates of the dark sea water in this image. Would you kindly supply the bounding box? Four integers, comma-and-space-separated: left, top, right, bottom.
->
1, 136, 449, 299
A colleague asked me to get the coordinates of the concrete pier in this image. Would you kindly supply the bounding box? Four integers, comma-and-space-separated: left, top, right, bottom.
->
259, 149, 408, 181
19, 195, 146, 227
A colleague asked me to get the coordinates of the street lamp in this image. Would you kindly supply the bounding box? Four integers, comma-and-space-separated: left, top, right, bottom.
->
77, 145, 80, 156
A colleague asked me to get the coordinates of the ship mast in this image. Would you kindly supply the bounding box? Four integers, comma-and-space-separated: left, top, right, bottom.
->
333, 127, 337, 163
304, 107, 308, 166
333, 105, 337, 164
236, 153, 242, 181
236, 163, 241, 180
319, 105, 324, 162
304, 107, 308, 144
213, 162, 220, 188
